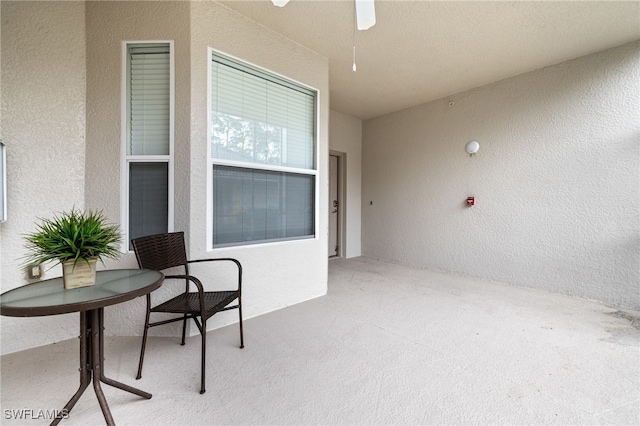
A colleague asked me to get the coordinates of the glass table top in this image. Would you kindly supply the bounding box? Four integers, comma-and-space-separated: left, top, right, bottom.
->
0, 269, 164, 317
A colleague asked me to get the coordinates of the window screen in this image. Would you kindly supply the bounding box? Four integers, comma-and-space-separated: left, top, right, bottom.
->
129, 162, 169, 242
212, 165, 314, 246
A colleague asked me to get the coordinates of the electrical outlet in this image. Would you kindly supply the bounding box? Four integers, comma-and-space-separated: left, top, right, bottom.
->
27, 264, 42, 280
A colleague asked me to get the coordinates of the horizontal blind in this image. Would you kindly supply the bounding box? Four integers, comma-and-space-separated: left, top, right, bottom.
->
129, 45, 170, 156
211, 53, 315, 170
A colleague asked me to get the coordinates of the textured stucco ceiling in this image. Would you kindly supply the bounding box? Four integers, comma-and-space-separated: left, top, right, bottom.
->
219, 0, 640, 120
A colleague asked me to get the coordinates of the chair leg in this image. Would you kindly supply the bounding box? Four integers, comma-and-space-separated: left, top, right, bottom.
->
238, 297, 244, 349
180, 313, 188, 346
200, 319, 206, 394
136, 294, 152, 380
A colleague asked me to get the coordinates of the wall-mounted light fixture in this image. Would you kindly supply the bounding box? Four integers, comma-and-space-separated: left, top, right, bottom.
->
465, 140, 480, 155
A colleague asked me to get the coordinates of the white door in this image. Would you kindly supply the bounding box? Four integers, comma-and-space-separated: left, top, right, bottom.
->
329, 154, 339, 257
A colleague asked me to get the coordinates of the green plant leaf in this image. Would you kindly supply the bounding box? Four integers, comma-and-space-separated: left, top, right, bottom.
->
21, 208, 122, 269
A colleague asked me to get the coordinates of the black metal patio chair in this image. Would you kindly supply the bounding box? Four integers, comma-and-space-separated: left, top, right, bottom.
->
131, 231, 244, 394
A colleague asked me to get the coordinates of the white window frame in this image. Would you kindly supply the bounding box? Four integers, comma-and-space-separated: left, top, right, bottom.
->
0, 140, 6, 223
206, 48, 320, 251
120, 40, 175, 252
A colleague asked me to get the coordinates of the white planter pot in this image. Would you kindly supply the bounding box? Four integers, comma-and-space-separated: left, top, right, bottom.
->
62, 258, 97, 290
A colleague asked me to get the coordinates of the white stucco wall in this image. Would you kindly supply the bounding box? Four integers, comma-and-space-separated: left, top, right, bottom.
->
84, 0, 192, 338
0, 0, 329, 355
0, 1, 87, 353
362, 41, 640, 310
189, 1, 329, 329
329, 109, 362, 258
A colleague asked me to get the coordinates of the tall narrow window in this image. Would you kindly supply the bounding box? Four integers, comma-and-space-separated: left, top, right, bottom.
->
209, 51, 317, 248
123, 42, 173, 249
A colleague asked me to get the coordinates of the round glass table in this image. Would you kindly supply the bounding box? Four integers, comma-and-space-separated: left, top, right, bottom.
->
0, 269, 164, 426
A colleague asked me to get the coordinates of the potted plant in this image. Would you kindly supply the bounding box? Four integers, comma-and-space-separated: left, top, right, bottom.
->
22, 208, 122, 289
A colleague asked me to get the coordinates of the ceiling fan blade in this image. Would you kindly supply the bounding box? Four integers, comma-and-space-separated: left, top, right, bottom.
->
271, 0, 375, 30
272, 0, 290, 7
355, 0, 376, 30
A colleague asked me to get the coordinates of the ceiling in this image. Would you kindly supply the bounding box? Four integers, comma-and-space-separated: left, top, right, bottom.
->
219, 0, 640, 120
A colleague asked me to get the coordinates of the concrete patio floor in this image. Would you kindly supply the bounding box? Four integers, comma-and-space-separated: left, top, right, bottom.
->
1, 257, 638, 425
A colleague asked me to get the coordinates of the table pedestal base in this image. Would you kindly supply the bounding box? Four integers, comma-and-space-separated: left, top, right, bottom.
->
51, 309, 151, 426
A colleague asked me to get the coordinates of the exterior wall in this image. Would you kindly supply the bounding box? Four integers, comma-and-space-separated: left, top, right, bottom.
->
0, 1, 87, 353
0, 0, 329, 355
85, 1, 192, 337
329, 110, 362, 258
362, 42, 640, 310
189, 2, 329, 328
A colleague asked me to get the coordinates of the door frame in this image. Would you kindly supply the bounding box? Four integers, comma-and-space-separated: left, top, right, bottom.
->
329, 150, 347, 258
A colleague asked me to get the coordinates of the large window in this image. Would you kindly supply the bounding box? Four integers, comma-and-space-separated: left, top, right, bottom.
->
209, 51, 317, 248
122, 42, 174, 249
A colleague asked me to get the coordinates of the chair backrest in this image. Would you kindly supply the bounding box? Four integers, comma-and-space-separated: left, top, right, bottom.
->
131, 232, 188, 271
